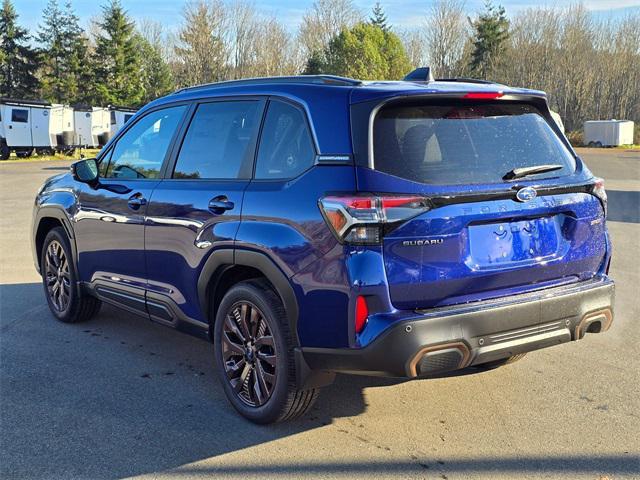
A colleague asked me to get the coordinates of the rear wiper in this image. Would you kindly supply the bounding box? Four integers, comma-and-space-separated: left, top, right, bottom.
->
503, 164, 563, 181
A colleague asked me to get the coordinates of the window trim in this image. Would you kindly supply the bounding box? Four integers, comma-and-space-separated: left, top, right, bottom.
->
251, 97, 319, 182
97, 102, 192, 182
165, 96, 267, 182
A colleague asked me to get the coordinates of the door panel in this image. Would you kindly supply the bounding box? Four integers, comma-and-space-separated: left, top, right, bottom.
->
74, 180, 158, 294
145, 181, 247, 323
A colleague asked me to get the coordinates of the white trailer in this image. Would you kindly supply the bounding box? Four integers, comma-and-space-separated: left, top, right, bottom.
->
73, 106, 111, 148
109, 106, 136, 137
584, 120, 635, 147
0, 98, 55, 159
50, 104, 76, 153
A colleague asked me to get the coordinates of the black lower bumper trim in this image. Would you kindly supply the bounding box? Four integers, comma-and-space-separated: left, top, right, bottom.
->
300, 278, 615, 378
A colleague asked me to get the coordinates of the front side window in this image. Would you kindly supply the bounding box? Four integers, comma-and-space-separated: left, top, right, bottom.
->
103, 105, 186, 180
173, 101, 261, 180
255, 101, 315, 179
11, 109, 28, 123
373, 102, 576, 185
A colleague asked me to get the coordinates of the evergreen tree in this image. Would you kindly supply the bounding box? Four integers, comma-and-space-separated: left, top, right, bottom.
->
136, 34, 174, 102
37, 0, 92, 103
93, 0, 144, 106
0, 0, 39, 98
469, 1, 509, 79
370, 2, 389, 32
318, 22, 412, 80
64, 8, 94, 105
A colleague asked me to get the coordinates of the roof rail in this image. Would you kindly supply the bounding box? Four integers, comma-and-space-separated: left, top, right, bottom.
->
435, 77, 497, 85
174, 75, 362, 94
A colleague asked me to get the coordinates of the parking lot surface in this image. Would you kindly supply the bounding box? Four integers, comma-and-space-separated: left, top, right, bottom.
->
1, 149, 639, 479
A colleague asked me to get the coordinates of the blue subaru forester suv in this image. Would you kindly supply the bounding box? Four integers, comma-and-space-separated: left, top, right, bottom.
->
32, 72, 614, 423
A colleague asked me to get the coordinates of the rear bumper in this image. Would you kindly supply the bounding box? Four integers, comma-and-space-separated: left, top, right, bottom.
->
300, 278, 615, 378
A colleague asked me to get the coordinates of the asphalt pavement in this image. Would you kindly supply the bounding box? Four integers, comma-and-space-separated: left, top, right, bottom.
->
1, 149, 638, 480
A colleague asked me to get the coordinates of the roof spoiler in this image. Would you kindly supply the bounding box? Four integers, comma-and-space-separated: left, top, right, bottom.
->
403, 67, 434, 82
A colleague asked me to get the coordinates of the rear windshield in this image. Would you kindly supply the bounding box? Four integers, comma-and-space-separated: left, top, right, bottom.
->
373, 102, 575, 185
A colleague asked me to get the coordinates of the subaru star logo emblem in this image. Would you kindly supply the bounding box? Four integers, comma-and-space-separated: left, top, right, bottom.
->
516, 187, 537, 202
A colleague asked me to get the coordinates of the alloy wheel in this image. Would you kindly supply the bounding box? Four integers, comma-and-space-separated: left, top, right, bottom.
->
221, 301, 277, 407
44, 240, 71, 312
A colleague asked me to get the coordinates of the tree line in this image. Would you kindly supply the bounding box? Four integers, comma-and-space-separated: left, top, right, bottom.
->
0, 0, 638, 136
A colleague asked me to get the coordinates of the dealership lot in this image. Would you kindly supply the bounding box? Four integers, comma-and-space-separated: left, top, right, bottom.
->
1, 150, 638, 479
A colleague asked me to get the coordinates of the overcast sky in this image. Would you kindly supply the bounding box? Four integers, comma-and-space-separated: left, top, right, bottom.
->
13, 0, 640, 35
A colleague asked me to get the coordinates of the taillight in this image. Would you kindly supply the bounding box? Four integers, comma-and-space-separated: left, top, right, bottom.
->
591, 178, 607, 217
319, 194, 430, 245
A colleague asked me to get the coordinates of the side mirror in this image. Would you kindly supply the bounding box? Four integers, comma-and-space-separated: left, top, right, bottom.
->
71, 158, 99, 187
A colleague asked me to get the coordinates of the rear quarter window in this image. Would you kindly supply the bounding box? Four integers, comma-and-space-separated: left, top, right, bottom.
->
373, 102, 575, 185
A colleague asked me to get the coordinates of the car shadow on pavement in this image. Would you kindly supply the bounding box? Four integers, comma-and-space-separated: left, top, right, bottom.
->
0, 282, 400, 479
1, 283, 638, 479
607, 190, 640, 224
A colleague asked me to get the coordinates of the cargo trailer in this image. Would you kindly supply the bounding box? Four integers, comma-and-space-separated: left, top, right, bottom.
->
584, 120, 634, 147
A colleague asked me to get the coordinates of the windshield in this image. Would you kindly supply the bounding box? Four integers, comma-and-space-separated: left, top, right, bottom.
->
373, 102, 575, 185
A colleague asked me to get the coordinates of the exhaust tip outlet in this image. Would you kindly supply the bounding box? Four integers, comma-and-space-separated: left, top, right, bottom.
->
408, 342, 470, 377
575, 308, 613, 340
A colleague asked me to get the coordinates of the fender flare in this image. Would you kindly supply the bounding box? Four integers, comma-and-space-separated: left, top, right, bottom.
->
33, 205, 77, 272
197, 248, 301, 346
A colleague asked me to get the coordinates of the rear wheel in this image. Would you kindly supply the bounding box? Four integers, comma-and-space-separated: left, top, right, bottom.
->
41, 227, 101, 323
213, 280, 318, 424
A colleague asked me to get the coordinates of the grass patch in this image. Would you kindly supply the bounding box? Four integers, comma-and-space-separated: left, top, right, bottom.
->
2, 148, 102, 163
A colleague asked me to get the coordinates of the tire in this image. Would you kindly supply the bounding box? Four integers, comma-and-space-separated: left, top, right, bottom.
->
40, 227, 101, 323
587, 141, 595, 148
213, 280, 319, 424
595, 141, 603, 148
0, 143, 9, 160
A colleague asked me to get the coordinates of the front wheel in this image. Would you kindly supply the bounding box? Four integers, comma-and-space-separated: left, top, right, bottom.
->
213, 280, 318, 424
41, 227, 101, 323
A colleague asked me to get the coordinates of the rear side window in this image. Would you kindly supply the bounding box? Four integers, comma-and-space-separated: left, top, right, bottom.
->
11, 109, 28, 123
373, 102, 575, 185
173, 101, 261, 179
255, 100, 315, 179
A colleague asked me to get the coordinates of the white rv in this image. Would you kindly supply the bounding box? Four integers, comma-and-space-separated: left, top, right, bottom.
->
0, 98, 55, 159
109, 106, 136, 137
584, 120, 635, 147
73, 106, 111, 148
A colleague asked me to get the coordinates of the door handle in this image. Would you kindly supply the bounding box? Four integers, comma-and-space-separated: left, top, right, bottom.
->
127, 193, 147, 210
208, 196, 234, 214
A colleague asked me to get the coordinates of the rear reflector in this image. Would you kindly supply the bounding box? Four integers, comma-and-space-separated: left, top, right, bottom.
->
463, 92, 504, 99
355, 296, 368, 334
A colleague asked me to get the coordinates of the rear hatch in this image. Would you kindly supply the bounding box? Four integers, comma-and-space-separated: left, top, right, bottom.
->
353, 95, 607, 310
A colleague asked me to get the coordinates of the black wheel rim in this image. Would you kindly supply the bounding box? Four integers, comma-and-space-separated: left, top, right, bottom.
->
44, 240, 71, 312
221, 301, 277, 407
